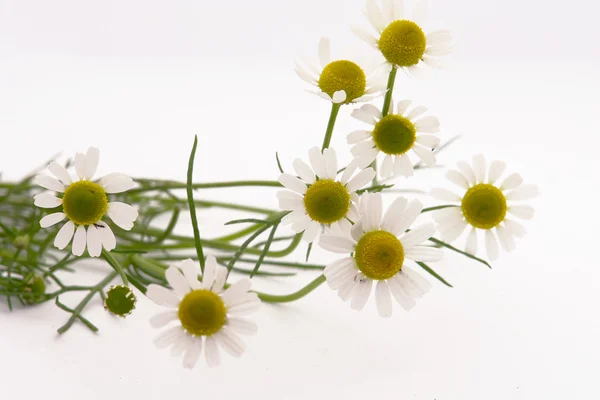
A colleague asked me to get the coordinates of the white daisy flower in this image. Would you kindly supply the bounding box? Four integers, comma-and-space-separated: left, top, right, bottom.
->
320, 193, 443, 317
295, 37, 385, 104
33, 147, 138, 257
277, 147, 376, 243
147, 256, 259, 369
349, 99, 440, 178
352, 0, 453, 76
431, 155, 540, 260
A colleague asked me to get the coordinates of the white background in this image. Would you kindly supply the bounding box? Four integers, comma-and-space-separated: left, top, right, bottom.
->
1, 0, 599, 399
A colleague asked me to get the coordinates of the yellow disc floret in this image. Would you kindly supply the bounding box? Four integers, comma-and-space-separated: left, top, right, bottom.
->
318, 60, 367, 104
355, 230, 404, 280
461, 184, 507, 229
178, 289, 227, 336
303, 180, 351, 224
372, 114, 417, 155
378, 20, 427, 67
62, 180, 108, 226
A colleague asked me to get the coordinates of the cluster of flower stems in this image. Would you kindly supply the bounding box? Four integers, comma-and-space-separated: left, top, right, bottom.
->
0, 69, 488, 334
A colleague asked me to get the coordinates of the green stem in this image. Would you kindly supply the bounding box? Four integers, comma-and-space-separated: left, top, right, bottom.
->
321, 103, 342, 151
257, 274, 326, 303
421, 205, 458, 213
381, 67, 398, 117
101, 249, 129, 285
127, 180, 282, 195
186, 135, 206, 273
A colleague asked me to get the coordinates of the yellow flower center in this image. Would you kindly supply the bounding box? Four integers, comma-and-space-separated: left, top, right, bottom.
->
62, 180, 108, 226
303, 180, 351, 224
372, 114, 417, 155
378, 20, 427, 67
461, 184, 507, 229
355, 230, 404, 280
318, 60, 367, 104
178, 289, 227, 336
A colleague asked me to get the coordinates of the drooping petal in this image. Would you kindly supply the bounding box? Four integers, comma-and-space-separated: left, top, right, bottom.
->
183, 337, 204, 369
204, 336, 221, 368
71, 225, 87, 256
54, 221, 75, 250
485, 230, 499, 260
95, 221, 116, 251
465, 227, 478, 255
215, 327, 245, 358
332, 90, 347, 104
375, 280, 393, 318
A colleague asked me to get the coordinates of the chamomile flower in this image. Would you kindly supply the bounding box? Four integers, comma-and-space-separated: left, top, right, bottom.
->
320, 193, 442, 317
352, 0, 453, 76
295, 37, 385, 104
350, 100, 440, 177
33, 147, 138, 257
277, 147, 376, 243
147, 257, 259, 369
431, 155, 539, 260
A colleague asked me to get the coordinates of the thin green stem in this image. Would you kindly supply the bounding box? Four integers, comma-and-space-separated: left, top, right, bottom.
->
321, 103, 342, 151
127, 180, 282, 194
381, 67, 398, 117
257, 274, 326, 303
101, 249, 129, 285
186, 135, 206, 273
421, 205, 459, 213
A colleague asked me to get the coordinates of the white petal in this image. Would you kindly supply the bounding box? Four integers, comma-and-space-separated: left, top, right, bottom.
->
382, 197, 408, 234
74, 153, 85, 180
295, 64, 317, 85
430, 188, 461, 202
400, 223, 435, 249
291, 214, 311, 233
48, 162, 72, 186
421, 56, 446, 69
416, 134, 441, 148
347, 129, 372, 144
332, 90, 347, 103
34, 175, 65, 192
388, 275, 416, 310
404, 245, 443, 262
340, 160, 359, 185
308, 147, 328, 178
215, 327, 245, 358
351, 24, 378, 46
303, 221, 321, 243
427, 30, 452, 47
72, 225, 87, 256
100, 173, 135, 194
95, 221, 116, 251
457, 161, 476, 186
54, 221, 75, 250
146, 284, 180, 308
351, 108, 377, 125
338, 279, 359, 302
503, 219, 526, 238
319, 235, 356, 253
445, 170, 469, 189
412, 0, 428, 25
496, 225, 516, 252
505, 184, 540, 201
355, 149, 380, 170
278, 173, 307, 195
413, 145, 436, 166
323, 148, 338, 179
346, 168, 376, 192
276, 190, 304, 211
227, 317, 258, 336
366, 0, 386, 31
34, 193, 62, 208
83, 147, 100, 180
487, 160, 506, 184
361, 104, 383, 119
380, 0, 394, 25
40, 212, 66, 228
165, 266, 191, 297
407, 106, 427, 121
212, 266, 228, 293
205, 336, 221, 368
362, 193, 383, 232
183, 337, 203, 369
292, 159, 316, 184
499, 173, 523, 191
439, 220, 467, 243
153, 326, 183, 348
351, 278, 373, 311
375, 280, 393, 318
396, 99, 412, 115
221, 279, 252, 307
352, 140, 377, 156
465, 227, 478, 255
402, 265, 432, 293
485, 230, 500, 261
394, 199, 423, 234
381, 154, 394, 178
508, 205, 535, 220
86, 224, 102, 257
227, 297, 261, 315
351, 220, 364, 242
107, 202, 138, 230
395, 153, 414, 177
425, 44, 453, 56
472, 154, 486, 183
393, 0, 405, 20
179, 259, 201, 290
150, 311, 178, 328
318, 37, 330, 68
326, 262, 358, 290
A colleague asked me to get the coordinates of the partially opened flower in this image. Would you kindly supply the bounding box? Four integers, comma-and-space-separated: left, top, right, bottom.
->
295, 37, 385, 104
33, 147, 138, 257
147, 257, 260, 368
431, 155, 539, 260
352, 0, 453, 76
277, 147, 376, 243
350, 100, 440, 177
320, 193, 442, 317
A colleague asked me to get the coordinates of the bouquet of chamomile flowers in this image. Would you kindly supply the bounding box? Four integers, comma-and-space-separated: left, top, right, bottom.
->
0, 0, 538, 369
